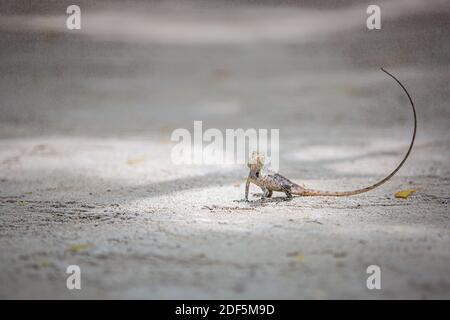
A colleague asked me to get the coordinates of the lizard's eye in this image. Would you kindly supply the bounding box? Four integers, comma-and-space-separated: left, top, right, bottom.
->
255, 171, 260, 178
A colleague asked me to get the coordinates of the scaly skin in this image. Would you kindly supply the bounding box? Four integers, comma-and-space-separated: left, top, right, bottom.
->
245, 68, 417, 201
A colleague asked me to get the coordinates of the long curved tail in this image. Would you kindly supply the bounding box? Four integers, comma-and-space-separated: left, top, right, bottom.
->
295, 68, 417, 197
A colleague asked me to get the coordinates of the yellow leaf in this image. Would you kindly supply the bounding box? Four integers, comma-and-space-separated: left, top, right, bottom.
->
40, 260, 51, 267
294, 252, 304, 262
127, 156, 146, 165
395, 189, 416, 199
66, 243, 93, 253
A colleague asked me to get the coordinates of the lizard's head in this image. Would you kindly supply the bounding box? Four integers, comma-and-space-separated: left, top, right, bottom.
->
247, 151, 265, 171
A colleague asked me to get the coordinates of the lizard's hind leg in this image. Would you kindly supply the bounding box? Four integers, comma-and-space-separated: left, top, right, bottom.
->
259, 187, 272, 200
282, 186, 293, 199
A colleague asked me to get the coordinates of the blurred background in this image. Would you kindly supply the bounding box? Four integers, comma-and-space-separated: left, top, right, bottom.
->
1, 0, 449, 140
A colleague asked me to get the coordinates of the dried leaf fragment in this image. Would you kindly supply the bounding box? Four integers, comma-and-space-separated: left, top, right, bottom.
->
295, 253, 305, 262
287, 251, 305, 262
127, 156, 146, 165
395, 189, 416, 199
66, 243, 93, 253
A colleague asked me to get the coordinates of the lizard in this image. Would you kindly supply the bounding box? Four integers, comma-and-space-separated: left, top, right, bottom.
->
245, 68, 417, 201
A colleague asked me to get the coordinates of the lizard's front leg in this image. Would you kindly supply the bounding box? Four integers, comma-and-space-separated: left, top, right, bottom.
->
245, 177, 251, 201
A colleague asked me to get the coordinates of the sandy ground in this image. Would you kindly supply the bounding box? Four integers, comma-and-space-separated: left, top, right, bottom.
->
0, 0, 449, 299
